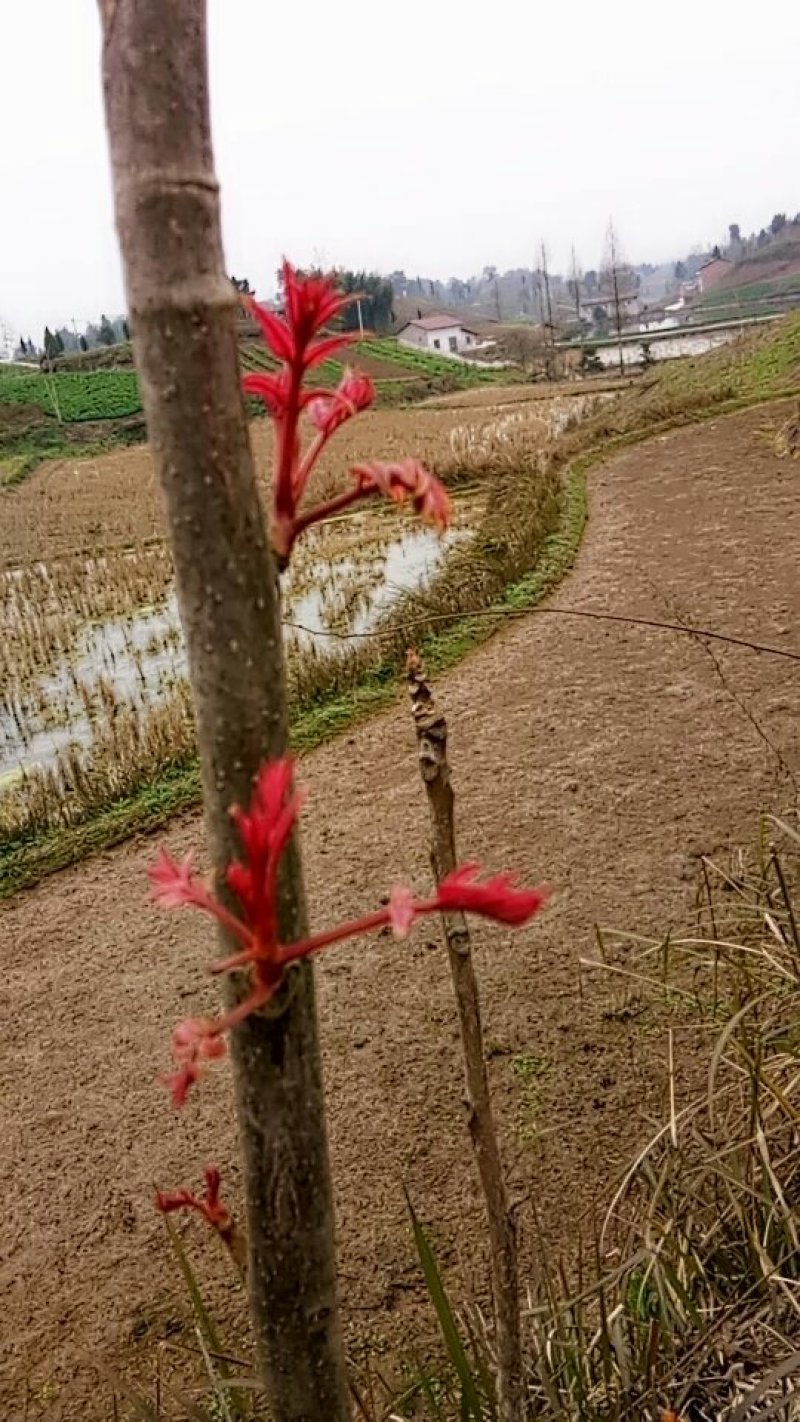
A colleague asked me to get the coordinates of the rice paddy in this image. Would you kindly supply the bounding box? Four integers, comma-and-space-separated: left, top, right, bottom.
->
0, 390, 602, 844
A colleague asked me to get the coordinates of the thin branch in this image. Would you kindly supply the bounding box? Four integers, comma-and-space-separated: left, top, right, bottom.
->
283, 602, 800, 663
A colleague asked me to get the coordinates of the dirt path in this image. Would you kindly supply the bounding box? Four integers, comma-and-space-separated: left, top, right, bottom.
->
3, 404, 799, 1417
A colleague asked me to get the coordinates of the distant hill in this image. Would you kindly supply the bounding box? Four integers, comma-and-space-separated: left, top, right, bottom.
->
691, 222, 800, 319
717, 224, 800, 290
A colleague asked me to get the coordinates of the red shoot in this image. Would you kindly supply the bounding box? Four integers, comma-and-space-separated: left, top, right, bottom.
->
241, 261, 452, 562
156, 1164, 229, 1229
155, 1165, 234, 1248
150, 757, 548, 1105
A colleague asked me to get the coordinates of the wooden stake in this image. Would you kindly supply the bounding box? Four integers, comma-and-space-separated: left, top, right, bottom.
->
407, 650, 524, 1422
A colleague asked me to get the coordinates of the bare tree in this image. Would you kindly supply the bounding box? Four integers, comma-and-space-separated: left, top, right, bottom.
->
96, 3, 351, 1418
606, 220, 625, 378
539, 241, 554, 333
535, 243, 557, 380
499, 325, 548, 376
570, 247, 583, 331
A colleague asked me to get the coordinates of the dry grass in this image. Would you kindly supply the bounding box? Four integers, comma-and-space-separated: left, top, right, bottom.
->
553, 313, 800, 463
368, 816, 800, 1421
514, 813, 800, 1421
772, 401, 800, 459
1, 684, 196, 839
420, 379, 630, 413
2, 545, 174, 690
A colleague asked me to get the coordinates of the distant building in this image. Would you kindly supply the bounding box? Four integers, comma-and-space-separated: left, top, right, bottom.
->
696, 255, 734, 293
579, 290, 640, 328
0, 319, 16, 362
396, 314, 480, 355
236, 295, 281, 337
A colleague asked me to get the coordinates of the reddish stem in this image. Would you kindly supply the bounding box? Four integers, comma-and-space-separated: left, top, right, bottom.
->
211, 984, 272, 1035
293, 427, 328, 499
275, 357, 304, 523
193, 885, 254, 948
293, 386, 362, 499
279, 894, 442, 966
291, 484, 376, 544
210, 893, 446, 981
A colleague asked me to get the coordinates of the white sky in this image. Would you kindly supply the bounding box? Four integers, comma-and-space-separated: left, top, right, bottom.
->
3, 0, 799, 336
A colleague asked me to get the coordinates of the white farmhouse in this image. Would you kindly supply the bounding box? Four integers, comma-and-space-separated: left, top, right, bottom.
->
397, 313, 480, 356
0, 318, 17, 363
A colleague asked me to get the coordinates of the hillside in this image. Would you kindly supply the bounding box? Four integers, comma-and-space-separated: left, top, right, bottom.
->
694, 224, 800, 319
565, 310, 800, 446
39, 329, 514, 385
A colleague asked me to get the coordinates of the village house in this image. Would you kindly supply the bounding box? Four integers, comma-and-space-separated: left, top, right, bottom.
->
696, 254, 734, 294
397, 313, 480, 355
579, 289, 641, 327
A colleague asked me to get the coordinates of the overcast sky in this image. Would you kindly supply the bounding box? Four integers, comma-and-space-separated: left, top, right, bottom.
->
3, 1, 799, 337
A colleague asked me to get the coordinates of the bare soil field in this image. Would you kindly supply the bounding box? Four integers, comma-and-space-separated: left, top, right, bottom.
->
2, 403, 799, 1417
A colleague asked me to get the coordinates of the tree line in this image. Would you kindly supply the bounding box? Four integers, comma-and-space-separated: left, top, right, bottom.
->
672, 211, 800, 282
15, 314, 130, 362
233, 270, 396, 334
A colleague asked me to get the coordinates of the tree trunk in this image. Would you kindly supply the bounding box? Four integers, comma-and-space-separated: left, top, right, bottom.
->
97, 4, 351, 1417
407, 653, 524, 1422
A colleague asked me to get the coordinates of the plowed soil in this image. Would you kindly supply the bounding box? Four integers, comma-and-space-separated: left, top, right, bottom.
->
2, 403, 800, 1418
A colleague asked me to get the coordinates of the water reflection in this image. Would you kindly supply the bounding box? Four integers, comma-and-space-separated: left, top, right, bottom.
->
0, 512, 472, 778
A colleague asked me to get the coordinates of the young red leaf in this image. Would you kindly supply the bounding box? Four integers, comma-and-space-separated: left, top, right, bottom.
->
151, 759, 548, 1104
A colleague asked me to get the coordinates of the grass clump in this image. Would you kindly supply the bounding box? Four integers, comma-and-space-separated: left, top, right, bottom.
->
394, 816, 800, 1421
527, 814, 800, 1420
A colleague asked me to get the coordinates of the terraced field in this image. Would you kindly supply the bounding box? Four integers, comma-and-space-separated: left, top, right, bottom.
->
0, 369, 141, 421
239, 333, 513, 386
0, 337, 516, 438
0, 383, 592, 861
